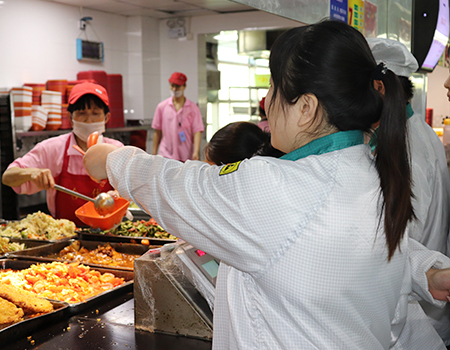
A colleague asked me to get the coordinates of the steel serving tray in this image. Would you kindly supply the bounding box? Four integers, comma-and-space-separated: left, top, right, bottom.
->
0, 234, 77, 243
0, 259, 134, 316
0, 299, 69, 347
9, 239, 160, 271
0, 238, 54, 259
77, 229, 177, 245
0, 219, 77, 242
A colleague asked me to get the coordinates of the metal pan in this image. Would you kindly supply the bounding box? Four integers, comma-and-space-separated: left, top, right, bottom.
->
0, 299, 69, 347
9, 239, 160, 271
0, 259, 134, 315
0, 234, 77, 243
0, 238, 54, 259
0, 219, 77, 242
78, 229, 177, 245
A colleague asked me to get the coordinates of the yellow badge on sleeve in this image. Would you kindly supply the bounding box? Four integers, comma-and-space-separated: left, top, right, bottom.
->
219, 161, 242, 176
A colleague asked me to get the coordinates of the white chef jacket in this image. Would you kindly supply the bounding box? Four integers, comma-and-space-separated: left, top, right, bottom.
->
392, 238, 449, 350
106, 131, 444, 350
406, 104, 450, 254
406, 105, 450, 345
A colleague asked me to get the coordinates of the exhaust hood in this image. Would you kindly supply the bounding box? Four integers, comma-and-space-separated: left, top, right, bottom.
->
237, 29, 288, 58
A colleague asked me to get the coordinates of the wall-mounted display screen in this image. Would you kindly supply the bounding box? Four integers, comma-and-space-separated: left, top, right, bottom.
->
422, 0, 449, 70
412, 0, 449, 73
76, 38, 104, 62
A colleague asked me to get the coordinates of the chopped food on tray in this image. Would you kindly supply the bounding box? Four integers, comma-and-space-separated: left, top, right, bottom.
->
0, 296, 24, 325
0, 283, 54, 325
0, 283, 53, 315
50, 240, 141, 269
0, 212, 76, 240
100, 219, 177, 240
0, 261, 125, 303
0, 237, 26, 255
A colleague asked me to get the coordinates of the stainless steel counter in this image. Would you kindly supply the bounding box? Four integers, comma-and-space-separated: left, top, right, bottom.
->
5, 291, 212, 350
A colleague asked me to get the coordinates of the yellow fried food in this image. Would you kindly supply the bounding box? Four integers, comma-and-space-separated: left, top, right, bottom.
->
0, 283, 53, 315
0, 296, 24, 324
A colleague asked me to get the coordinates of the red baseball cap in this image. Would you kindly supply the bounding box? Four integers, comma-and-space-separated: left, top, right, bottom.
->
68, 82, 109, 106
259, 97, 266, 111
169, 72, 187, 86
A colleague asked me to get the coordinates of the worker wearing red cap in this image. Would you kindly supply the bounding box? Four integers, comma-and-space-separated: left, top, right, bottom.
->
152, 72, 204, 161
257, 97, 270, 133
2, 82, 123, 225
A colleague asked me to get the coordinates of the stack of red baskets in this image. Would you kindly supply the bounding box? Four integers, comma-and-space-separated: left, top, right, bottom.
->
24, 83, 46, 106
77, 71, 108, 89
106, 74, 125, 128
77, 70, 124, 128
46, 80, 68, 104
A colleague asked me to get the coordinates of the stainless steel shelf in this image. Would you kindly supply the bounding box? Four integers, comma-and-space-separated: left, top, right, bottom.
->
16, 125, 152, 138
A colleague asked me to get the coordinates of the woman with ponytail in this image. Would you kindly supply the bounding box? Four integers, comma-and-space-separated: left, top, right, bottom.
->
84, 20, 450, 350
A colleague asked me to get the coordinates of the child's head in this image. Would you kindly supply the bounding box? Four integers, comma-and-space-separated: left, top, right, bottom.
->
204, 122, 284, 165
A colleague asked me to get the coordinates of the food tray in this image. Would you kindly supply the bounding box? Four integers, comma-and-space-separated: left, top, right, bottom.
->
0, 299, 68, 347
0, 215, 77, 242
77, 229, 177, 245
0, 234, 77, 243
0, 259, 134, 315
0, 238, 54, 259
9, 239, 160, 271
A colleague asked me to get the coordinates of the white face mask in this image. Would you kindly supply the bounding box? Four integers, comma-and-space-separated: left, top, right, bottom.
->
171, 90, 183, 98
72, 120, 105, 142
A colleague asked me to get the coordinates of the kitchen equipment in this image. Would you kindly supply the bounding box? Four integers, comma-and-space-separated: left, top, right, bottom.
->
134, 241, 217, 340
54, 184, 115, 216
75, 197, 130, 230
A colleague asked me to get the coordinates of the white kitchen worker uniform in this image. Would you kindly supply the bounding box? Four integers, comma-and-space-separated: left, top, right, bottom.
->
105, 130, 446, 350
370, 103, 450, 345
405, 103, 450, 254
408, 104, 450, 346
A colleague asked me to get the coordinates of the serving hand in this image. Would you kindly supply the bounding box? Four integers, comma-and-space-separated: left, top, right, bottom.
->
83, 143, 119, 182
427, 267, 450, 301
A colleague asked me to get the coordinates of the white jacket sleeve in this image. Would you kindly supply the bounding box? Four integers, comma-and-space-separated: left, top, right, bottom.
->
106, 146, 334, 275
408, 238, 450, 306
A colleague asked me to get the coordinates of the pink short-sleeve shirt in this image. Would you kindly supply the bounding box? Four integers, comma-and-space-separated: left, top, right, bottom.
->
152, 97, 204, 161
257, 120, 270, 133
7, 132, 123, 217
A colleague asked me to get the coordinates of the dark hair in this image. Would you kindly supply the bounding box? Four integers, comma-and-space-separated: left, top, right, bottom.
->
67, 94, 110, 115
259, 105, 266, 118
269, 20, 414, 260
205, 122, 284, 165
397, 76, 415, 102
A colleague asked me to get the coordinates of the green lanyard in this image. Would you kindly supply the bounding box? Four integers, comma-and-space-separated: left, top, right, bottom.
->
280, 130, 365, 161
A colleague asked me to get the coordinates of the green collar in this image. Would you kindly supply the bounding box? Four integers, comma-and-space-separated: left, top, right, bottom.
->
280, 130, 365, 161
406, 103, 414, 119
369, 103, 414, 152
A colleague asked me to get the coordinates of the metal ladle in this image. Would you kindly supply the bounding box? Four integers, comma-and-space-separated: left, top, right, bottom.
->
54, 184, 115, 216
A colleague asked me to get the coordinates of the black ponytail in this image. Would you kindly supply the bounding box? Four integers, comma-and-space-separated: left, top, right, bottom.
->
373, 70, 415, 260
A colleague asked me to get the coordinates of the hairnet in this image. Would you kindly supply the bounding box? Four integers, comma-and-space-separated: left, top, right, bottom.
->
367, 38, 419, 77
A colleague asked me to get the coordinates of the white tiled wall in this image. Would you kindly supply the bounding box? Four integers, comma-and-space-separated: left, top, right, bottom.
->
0, 0, 131, 114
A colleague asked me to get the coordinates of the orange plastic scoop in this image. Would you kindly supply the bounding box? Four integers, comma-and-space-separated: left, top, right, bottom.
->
75, 197, 130, 230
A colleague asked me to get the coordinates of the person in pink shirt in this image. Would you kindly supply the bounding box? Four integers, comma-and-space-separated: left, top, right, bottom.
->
152, 72, 204, 161
1, 82, 123, 226
257, 97, 270, 133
